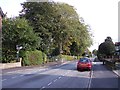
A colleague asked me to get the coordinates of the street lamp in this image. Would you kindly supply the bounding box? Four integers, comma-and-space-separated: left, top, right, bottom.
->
16, 45, 23, 61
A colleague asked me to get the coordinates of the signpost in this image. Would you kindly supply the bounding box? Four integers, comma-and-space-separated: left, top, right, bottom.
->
16, 45, 23, 61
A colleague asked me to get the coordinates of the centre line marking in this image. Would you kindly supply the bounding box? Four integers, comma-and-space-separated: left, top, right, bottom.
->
58, 76, 61, 79
88, 70, 93, 89
48, 82, 52, 86
20, 75, 24, 77
53, 79, 57, 82
41, 86, 45, 88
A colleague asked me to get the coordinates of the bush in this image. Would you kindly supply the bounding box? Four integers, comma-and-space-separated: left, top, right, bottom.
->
48, 54, 75, 62
22, 50, 47, 66
2, 50, 16, 63
77, 56, 83, 59
60, 55, 75, 61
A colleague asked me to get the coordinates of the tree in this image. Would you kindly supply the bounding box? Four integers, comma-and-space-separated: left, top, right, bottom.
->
70, 42, 79, 56
20, 2, 93, 56
2, 18, 40, 62
92, 49, 98, 56
98, 36, 115, 57
20, 2, 55, 54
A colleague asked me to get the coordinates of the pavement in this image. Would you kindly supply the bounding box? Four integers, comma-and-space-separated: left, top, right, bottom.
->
95, 58, 120, 77
91, 62, 118, 88
112, 62, 120, 77
2, 60, 72, 75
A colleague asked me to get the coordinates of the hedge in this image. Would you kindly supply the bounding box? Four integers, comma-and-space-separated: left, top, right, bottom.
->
22, 50, 47, 66
60, 55, 75, 61
49, 54, 76, 62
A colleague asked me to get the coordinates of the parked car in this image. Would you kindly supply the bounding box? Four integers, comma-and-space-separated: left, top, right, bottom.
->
77, 57, 92, 71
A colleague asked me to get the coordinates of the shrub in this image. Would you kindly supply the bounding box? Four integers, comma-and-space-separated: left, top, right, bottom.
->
22, 50, 47, 66
60, 55, 75, 61
48, 54, 75, 62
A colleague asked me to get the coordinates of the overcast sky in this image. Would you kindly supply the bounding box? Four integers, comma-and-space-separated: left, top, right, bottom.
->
0, 0, 119, 51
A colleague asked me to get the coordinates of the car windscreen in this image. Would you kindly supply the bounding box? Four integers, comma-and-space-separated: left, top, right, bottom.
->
79, 58, 89, 63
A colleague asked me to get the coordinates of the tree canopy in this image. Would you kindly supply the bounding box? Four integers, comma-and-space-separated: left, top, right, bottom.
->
92, 49, 98, 56
20, 2, 93, 56
2, 18, 39, 62
98, 36, 115, 56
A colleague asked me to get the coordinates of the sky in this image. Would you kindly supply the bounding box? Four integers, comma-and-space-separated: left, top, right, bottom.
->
0, 0, 119, 51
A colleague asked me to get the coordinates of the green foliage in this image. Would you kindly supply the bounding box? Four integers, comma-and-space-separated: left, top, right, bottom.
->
49, 54, 75, 62
2, 18, 40, 63
60, 55, 75, 61
92, 49, 98, 56
98, 37, 115, 57
77, 56, 83, 59
2, 2, 93, 64
70, 42, 79, 56
69, 42, 90, 56
20, 2, 93, 56
22, 50, 47, 66
51, 47, 60, 56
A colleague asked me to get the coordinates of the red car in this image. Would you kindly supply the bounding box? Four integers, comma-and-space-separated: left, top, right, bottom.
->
77, 57, 92, 71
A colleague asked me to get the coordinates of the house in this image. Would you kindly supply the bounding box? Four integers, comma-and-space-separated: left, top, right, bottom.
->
115, 42, 120, 55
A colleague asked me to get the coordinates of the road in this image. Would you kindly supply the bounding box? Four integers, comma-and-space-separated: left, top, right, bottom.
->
1, 60, 119, 89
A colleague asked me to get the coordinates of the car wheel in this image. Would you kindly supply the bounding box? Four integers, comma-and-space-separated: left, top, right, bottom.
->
77, 67, 79, 71
88, 68, 91, 71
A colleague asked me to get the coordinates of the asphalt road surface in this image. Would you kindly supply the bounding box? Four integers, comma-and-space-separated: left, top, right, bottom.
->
1, 60, 119, 89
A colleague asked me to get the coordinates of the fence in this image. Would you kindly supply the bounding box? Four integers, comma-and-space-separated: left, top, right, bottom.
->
102, 56, 120, 69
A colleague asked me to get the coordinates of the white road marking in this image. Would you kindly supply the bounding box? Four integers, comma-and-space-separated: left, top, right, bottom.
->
20, 75, 24, 77
53, 79, 57, 82
2, 79, 7, 81
48, 82, 52, 86
41, 86, 45, 88
58, 76, 61, 79
88, 70, 93, 89
40, 86, 45, 90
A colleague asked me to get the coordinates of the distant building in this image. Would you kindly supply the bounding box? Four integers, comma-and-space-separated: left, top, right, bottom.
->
115, 42, 120, 55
